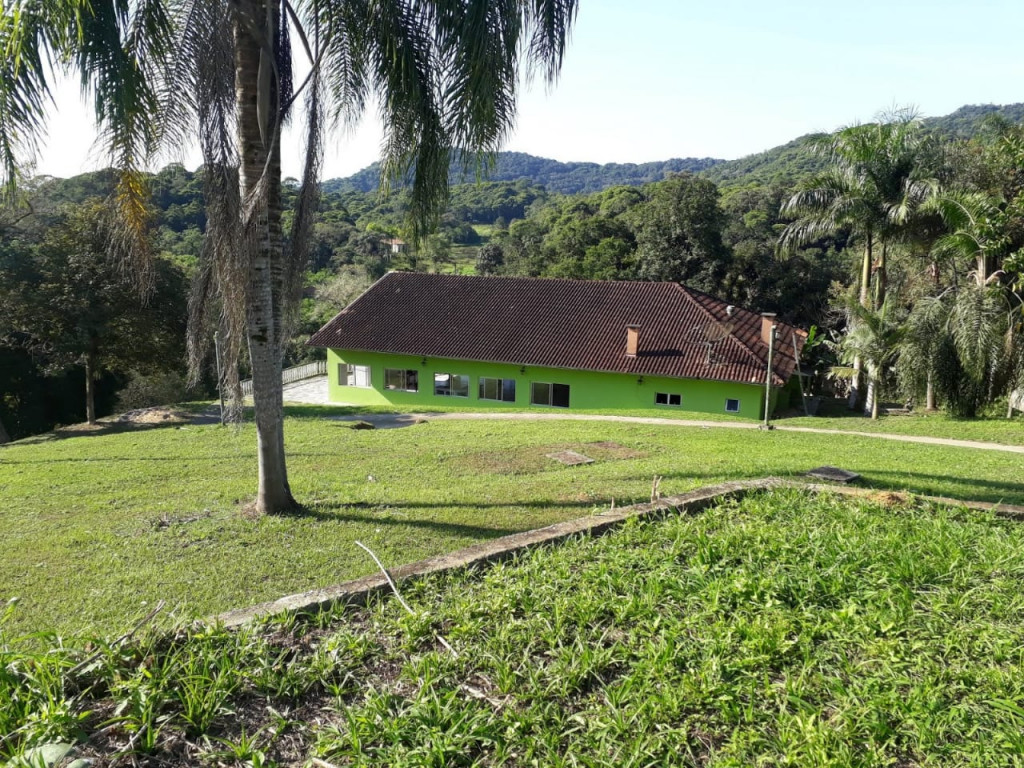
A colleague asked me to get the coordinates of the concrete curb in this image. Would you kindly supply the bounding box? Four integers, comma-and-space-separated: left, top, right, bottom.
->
215, 478, 784, 628
214, 477, 1024, 629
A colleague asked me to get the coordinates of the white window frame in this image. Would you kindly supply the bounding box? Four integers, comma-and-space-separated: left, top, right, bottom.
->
434, 372, 470, 398
340, 363, 371, 388
530, 381, 570, 408
655, 392, 681, 406
725, 398, 741, 413
384, 368, 419, 392
479, 377, 516, 402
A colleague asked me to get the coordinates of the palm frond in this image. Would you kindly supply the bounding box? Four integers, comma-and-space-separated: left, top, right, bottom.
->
74, 0, 172, 291
0, 1, 86, 200
949, 284, 1007, 386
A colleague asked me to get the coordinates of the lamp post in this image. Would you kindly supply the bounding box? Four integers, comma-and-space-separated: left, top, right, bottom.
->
763, 322, 777, 428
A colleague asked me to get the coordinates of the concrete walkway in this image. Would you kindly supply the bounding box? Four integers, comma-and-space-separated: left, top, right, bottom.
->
283, 376, 1024, 455
282, 376, 332, 404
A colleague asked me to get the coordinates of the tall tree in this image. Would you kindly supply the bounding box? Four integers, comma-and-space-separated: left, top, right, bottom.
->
0, 200, 187, 423
834, 298, 905, 420
911, 189, 1024, 417
2, 0, 577, 513
780, 110, 937, 409
629, 173, 730, 291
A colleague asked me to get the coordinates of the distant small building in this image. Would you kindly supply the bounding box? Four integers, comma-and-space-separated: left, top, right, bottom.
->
381, 238, 407, 254
308, 273, 806, 419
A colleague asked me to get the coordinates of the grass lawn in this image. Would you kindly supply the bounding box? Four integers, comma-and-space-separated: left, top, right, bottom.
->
777, 398, 1024, 446
2, 412, 1023, 639
3, 490, 1024, 766
275, 398, 1024, 447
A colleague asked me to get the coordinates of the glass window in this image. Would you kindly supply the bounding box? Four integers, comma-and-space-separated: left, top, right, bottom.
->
656, 392, 681, 406
340, 364, 371, 388
530, 382, 570, 408
725, 398, 740, 413
384, 368, 418, 392
434, 373, 469, 397
479, 377, 516, 402
552, 383, 570, 408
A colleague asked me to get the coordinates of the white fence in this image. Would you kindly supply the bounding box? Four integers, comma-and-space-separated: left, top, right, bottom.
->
240, 360, 326, 396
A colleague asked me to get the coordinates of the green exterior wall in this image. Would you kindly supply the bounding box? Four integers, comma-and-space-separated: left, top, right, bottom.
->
326, 349, 777, 419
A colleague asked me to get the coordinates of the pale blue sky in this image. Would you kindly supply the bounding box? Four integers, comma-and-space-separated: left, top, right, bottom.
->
34, 0, 1024, 180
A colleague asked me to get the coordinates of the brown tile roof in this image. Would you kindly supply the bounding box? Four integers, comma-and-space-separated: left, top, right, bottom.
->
308, 272, 806, 386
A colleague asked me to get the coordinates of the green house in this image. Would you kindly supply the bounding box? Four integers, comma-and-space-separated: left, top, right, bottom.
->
308, 273, 806, 419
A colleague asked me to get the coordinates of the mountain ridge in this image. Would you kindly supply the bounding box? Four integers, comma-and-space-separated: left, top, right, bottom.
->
323, 103, 1024, 195
322, 152, 723, 196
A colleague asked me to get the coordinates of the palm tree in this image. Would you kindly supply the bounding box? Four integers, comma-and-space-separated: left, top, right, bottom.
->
925, 189, 1005, 288
833, 298, 906, 420
1, 0, 578, 513
780, 110, 937, 411
897, 293, 947, 411
912, 189, 1024, 416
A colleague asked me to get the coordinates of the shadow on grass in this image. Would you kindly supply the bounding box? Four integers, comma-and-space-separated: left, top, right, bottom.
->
282, 404, 450, 420
776, 397, 1020, 426
280, 498, 605, 538
862, 469, 1024, 506
6, 419, 206, 446
651, 467, 1024, 508
0, 450, 347, 464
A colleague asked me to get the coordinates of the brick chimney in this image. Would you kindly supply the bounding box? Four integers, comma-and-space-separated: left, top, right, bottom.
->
761, 313, 777, 345
626, 325, 640, 357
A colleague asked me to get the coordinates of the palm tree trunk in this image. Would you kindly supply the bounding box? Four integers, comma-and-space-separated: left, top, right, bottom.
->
0, 414, 10, 444
235, 1, 296, 514
85, 352, 97, 424
865, 375, 876, 419
925, 372, 936, 411
849, 234, 873, 410
859, 233, 873, 308
875, 242, 887, 310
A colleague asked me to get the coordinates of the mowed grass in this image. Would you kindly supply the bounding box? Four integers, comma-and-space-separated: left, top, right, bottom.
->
278, 399, 1024, 447
779, 399, 1024, 446
3, 490, 1024, 766
1, 412, 1023, 638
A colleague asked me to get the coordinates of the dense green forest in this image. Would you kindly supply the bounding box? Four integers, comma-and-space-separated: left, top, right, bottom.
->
702, 103, 1024, 189
2, 103, 1023, 439
325, 153, 724, 195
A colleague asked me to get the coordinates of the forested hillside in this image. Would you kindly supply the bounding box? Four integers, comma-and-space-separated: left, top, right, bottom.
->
324, 152, 723, 195
703, 103, 1024, 189
325, 104, 1024, 196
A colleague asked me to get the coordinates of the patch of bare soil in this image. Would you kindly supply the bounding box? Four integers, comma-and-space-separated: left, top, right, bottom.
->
868, 491, 914, 509
54, 422, 107, 433
53, 407, 192, 436
458, 441, 647, 476
114, 407, 191, 425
